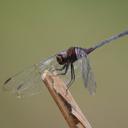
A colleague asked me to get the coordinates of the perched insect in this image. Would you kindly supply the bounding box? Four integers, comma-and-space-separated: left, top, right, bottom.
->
3, 30, 128, 98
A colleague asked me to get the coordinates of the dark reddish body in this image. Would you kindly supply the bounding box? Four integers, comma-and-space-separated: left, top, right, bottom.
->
55, 46, 95, 89
56, 47, 95, 65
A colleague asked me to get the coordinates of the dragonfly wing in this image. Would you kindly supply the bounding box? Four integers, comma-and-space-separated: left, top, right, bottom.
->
2, 65, 43, 98
81, 55, 96, 95
2, 54, 60, 98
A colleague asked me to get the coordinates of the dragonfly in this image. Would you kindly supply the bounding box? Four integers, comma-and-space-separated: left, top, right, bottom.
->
3, 30, 128, 98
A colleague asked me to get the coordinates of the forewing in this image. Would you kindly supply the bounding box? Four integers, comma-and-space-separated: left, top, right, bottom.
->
2, 54, 59, 98
81, 55, 96, 95
2, 65, 43, 98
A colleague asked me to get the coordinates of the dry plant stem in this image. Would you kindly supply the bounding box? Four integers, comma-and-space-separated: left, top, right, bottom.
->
42, 70, 92, 128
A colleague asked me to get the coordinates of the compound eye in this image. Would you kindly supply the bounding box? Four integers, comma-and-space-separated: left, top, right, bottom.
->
56, 54, 64, 65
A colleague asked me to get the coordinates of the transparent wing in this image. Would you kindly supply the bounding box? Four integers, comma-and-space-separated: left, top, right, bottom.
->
2, 65, 43, 98
2, 56, 57, 98
81, 55, 96, 95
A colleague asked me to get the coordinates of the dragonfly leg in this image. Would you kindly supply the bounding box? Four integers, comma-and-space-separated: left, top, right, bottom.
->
55, 64, 67, 71
66, 63, 75, 91
50, 64, 67, 74
57, 64, 69, 75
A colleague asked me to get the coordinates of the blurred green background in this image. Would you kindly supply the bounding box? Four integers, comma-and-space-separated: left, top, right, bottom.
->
0, 0, 128, 128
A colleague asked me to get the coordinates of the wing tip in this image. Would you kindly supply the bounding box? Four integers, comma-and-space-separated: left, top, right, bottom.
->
2, 77, 12, 91
3, 77, 12, 85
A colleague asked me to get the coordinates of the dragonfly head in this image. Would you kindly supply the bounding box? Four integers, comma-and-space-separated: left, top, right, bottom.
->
56, 52, 68, 65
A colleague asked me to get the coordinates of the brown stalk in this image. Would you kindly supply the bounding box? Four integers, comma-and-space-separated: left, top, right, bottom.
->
42, 70, 92, 128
